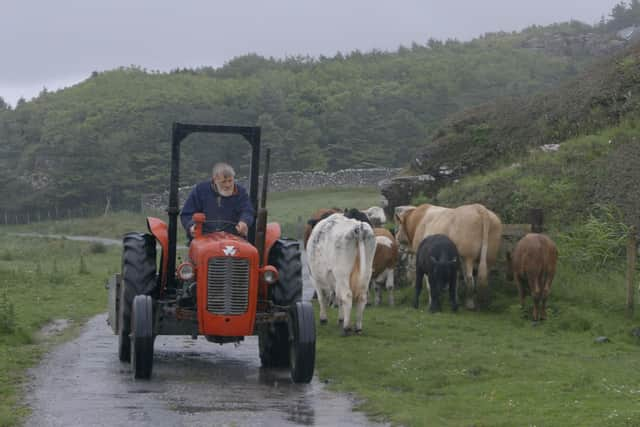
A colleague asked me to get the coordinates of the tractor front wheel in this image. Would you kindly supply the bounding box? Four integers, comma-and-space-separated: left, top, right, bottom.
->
131, 295, 154, 379
289, 301, 316, 383
258, 322, 290, 368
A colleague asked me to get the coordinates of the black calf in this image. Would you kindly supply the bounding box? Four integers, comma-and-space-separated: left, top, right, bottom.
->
415, 234, 459, 312
343, 208, 372, 226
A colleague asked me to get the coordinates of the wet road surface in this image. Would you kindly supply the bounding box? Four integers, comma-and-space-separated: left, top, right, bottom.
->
24, 315, 383, 427
24, 240, 386, 427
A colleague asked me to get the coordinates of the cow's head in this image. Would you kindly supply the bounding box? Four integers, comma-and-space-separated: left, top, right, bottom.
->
394, 207, 414, 247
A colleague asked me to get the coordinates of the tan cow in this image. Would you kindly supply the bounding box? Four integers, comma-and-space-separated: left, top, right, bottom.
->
508, 233, 558, 321
370, 228, 399, 306
395, 203, 502, 309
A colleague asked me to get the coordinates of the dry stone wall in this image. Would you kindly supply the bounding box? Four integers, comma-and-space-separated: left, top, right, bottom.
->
143, 168, 402, 211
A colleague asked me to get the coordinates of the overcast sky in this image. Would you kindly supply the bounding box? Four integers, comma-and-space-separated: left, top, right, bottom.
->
0, 0, 620, 106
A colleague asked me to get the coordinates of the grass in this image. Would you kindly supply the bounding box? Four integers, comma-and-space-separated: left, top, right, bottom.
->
314, 262, 640, 427
0, 234, 120, 426
266, 186, 382, 238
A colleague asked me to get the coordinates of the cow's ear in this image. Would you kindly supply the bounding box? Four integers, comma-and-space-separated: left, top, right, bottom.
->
394, 213, 402, 223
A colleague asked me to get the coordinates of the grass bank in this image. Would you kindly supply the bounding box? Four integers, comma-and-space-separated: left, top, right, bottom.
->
0, 235, 120, 426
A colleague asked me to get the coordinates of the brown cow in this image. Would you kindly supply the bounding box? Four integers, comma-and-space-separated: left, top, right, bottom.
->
303, 208, 340, 249
394, 203, 502, 309
370, 228, 399, 306
509, 233, 558, 321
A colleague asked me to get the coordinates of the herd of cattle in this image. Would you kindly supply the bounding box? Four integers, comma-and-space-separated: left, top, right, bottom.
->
302, 203, 559, 335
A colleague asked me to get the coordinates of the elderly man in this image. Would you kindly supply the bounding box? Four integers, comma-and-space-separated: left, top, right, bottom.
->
180, 162, 255, 239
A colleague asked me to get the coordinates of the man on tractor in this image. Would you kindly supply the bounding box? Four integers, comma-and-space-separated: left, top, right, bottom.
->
180, 162, 255, 239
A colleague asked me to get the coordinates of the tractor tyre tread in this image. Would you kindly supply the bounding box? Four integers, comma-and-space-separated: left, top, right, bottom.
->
268, 239, 303, 306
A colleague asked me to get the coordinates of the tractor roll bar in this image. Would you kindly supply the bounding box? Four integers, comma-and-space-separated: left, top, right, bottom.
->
167, 122, 261, 289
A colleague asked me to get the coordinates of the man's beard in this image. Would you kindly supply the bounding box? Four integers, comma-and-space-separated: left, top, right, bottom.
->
217, 185, 233, 197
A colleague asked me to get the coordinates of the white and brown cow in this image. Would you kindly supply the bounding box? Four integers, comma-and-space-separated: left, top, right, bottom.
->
363, 206, 387, 228
307, 213, 376, 335
370, 228, 399, 306
395, 203, 502, 309
508, 233, 558, 321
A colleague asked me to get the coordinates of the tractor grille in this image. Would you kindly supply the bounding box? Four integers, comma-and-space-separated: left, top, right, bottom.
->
207, 257, 250, 315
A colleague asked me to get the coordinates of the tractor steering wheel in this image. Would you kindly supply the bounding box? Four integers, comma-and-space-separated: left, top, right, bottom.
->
202, 220, 241, 236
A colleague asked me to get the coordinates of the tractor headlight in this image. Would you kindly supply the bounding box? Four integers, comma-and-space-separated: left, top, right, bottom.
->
177, 262, 195, 281
261, 266, 278, 284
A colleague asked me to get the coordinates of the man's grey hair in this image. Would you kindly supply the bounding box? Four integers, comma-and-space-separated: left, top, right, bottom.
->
212, 162, 235, 178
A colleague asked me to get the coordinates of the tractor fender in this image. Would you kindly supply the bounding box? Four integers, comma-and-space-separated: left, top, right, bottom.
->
146, 217, 169, 288
263, 222, 282, 266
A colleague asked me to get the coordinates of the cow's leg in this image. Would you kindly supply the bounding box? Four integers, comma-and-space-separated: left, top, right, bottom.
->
385, 269, 395, 306
335, 284, 353, 335
530, 273, 541, 322
374, 278, 383, 306
426, 275, 432, 309
354, 293, 367, 333
514, 273, 525, 309
316, 287, 329, 325
414, 266, 424, 309
540, 270, 554, 320
449, 271, 458, 312
428, 280, 440, 313
461, 257, 476, 310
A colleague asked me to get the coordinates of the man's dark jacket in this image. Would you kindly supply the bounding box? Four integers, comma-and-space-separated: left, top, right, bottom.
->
180, 181, 255, 236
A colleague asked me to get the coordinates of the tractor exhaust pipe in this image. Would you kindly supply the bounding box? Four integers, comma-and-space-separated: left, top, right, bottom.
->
256, 148, 271, 266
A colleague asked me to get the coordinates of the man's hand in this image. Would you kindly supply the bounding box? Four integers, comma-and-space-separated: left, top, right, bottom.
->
235, 221, 248, 237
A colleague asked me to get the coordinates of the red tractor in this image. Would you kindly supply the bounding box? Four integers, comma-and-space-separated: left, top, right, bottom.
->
106, 123, 316, 383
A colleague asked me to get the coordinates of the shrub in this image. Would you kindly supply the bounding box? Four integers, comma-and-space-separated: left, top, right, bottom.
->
555, 205, 630, 272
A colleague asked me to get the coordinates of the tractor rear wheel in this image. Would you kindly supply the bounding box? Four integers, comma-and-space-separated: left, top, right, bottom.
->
268, 239, 303, 306
258, 322, 290, 368
131, 295, 154, 379
289, 301, 316, 383
119, 233, 157, 363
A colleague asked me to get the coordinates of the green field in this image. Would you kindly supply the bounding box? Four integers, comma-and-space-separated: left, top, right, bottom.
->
2, 187, 639, 426
5, 186, 382, 240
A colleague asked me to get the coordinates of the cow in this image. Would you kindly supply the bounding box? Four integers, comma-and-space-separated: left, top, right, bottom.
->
303, 207, 371, 249
508, 233, 558, 322
415, 234, 460, 312
370, 228, 399, 306
395, 203, 502, 310
307, 213, 377, 335
303, 208, 340, 249
362, 206, 387, 227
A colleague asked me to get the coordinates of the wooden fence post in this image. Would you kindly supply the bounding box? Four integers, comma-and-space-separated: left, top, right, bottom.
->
626, 226, 637, 317
529, 208, 544, 233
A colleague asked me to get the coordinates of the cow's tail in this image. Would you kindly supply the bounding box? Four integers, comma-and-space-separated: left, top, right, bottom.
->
477, 206, 490, 288
351, 223, 374, 299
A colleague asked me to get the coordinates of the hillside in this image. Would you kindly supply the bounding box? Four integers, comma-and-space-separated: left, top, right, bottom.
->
0, 21, 627, 214
405, 40, 640, 229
